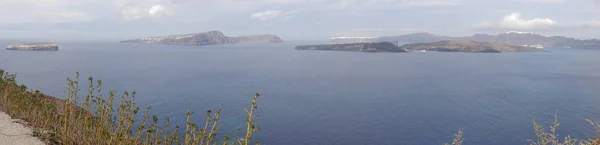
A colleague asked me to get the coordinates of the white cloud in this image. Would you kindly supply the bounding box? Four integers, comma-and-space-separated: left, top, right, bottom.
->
250, 10, 286, 20
148, 5, 173, 18
121, 4, 173, 20
473, 13, 558, 30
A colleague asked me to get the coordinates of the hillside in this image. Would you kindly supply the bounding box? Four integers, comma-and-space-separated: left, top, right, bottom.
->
331, 32, 600, 49
121, 30, 283, 46
295, 42, 406, 52
399, 40, 546, 53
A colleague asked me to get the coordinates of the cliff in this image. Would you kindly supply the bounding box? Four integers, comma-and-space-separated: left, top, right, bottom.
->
6, 43, 58, 51
120, 31, 283, 46
399, 40, 546, 53
331, 32, 600, 49
295, 42, 406, 52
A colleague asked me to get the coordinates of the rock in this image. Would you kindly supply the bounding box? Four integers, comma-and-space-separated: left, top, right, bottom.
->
400, 40, 546, 53
6, 43, 58, 51
295, 42, 406, 52
120, 30, 283, 46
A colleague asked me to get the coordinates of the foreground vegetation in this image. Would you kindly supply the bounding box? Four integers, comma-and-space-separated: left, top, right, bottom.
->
0, 69, 261, 145
1, 68, 600, 145
444, 113, 600, 145
441, 114, 600, 145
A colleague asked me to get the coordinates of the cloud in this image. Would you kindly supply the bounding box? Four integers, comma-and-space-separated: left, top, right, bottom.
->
121, 4, 173, 20
250, 10, 286, 20
473, 13, 558, 31
528, 0, 566, 4
148, 5, 173, 17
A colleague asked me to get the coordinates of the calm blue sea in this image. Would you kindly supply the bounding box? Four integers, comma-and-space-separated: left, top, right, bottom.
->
1, 41, 600, 145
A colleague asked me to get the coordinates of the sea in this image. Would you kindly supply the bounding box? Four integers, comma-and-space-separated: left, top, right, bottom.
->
1, 41, 600, 145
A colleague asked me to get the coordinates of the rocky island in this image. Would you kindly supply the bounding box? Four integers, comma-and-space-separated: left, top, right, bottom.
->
295, 42, 406, 52
399, 40, 546, 53
331, 31, 600, 49
120, 30, 283, 46
6, 43, 58, 51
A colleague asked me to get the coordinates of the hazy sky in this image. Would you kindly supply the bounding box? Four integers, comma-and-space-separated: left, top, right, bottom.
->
1, 0, 600, 41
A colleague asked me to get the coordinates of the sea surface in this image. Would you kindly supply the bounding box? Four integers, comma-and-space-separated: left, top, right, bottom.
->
1, 41, 600, 145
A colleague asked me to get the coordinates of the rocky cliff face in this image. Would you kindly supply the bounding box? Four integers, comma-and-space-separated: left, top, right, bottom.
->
331, 32, 600, 49
6, 43, 58, 51
400, 40, 546, 53
121, 31, 283, 46
295, 42, 406, 52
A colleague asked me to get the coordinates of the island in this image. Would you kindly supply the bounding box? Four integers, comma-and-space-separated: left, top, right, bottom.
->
120, 30, 283, 46
399, 40, 546, 53
295, 42, 406, 52
331, 31, 600, 49
6, 43, 59, 51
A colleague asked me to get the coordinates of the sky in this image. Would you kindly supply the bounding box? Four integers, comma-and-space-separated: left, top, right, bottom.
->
0, 0, 600, 41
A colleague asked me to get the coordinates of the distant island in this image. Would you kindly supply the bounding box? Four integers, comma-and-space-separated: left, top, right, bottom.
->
6, 43, 58, 51
400, 40, 546, 53
296, 40, 544, 53
120, 30, 283, 46
331, 31, 600, 49
295, 42, 406, 52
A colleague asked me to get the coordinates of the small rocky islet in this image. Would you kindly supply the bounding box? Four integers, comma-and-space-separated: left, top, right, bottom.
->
6, 42, 58, 51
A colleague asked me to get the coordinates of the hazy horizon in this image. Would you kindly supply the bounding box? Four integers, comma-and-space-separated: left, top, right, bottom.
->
1, 0, 600, 41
